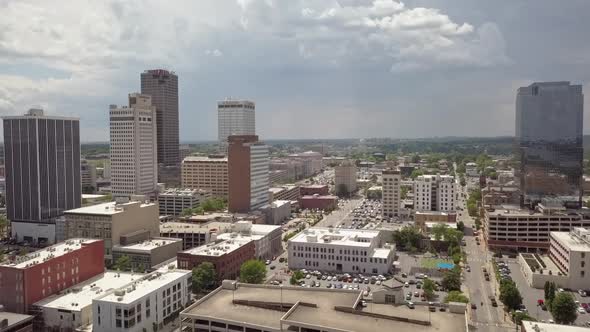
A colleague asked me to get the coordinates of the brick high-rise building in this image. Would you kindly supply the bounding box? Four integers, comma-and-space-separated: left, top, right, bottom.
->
0, 239, 104, 313
382, 169, 401, 218
228, 135, 269, 212
140, 69, 179, 166
2, 109, 81, 245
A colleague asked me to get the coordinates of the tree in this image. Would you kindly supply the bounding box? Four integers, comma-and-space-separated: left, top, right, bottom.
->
499, 280, 522, 311
423, 279, 436, 301
290, 270, 304, 285
460, 176, 466, 187
192, 262, 217, 293
442, 270, 461, 292
239, 260, 266, 284
550, 292, 578, 324
392, 226, 422, 250
0, 214, 8, 238
431, 224, 448, 241
513, 311, 536, 324
456, 221, 465, 232
411, 154, 421, 163
444, 291, 469, 303
546, 282, 556, 309
114, 255, 131, 271
410, 169, 424, 180
400, 186, 409, 200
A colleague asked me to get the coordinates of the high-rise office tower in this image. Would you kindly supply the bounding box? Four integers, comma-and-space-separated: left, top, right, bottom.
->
516, 82, 584, 208
228, 135, 269, 212
140, 69, 179, 166
334, 160, 358, 195
218, 99, 255, 148
2, 108, 81, 244
109, 93, 158, 198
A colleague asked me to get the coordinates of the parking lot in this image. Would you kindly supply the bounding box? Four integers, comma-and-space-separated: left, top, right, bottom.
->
508, 260, 590, 326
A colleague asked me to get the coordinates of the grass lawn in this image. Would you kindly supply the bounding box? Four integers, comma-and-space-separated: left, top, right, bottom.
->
420, 257, 454, 269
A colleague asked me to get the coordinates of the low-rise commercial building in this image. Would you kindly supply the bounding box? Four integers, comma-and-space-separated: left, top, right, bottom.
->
0, 312, 34, 332
61, 201, 160, 262
465, 162, 478, 177
217, 221, 282, 260
177, 238, 255, 282
482, 185, 520, 206
300, 184, 329, 196
483, 204, 590, 252
268, 185, 300, 202
159, 222, 233, 250
0, 239, 104, 314
288, 227, 396, 274
180, 282, 466, 332
32, 271, 138, 331
112, 237, 183, 271
415, 211, 457, 232
299, 195, 338, 211
262, 200, 291, 225
92, 268, 192, 332
181, 155, 228, 199
158, 188, 211, 216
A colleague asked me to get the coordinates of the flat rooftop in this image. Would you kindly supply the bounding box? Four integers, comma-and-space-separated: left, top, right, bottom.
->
1, 238, 101, 269
97, 270, 190, 304
34, 271, 139, 310
113, 238, 182, 253
289, 227, 380, 247
182, 284, 465, 332
0, 312, 33, 329
522, 320, 588, 332
551, 231, 590, 252
300, 195, 338, 200
64, 201, 153, 216
183, 156, 227, 162
182, 238, 252, 256
159, 221, 233, 234
159, 188, 210, 196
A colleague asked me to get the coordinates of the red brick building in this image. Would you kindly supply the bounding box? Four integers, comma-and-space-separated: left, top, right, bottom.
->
299, 195, 338, 211
177, 239, 255, 282
228, 135, 269, 213
300, 184, 329, 196
0, 239, 104, 314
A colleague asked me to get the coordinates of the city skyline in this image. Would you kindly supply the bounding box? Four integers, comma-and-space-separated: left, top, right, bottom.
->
0, 1, 589, 142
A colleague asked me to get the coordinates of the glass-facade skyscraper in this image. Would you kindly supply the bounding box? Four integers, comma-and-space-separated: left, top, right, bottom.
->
515, 81, 584, 208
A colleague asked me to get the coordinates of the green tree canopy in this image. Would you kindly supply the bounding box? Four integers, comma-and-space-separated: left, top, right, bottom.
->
392, 226, 422, 250
444, 291, 469, 303
442, 270, 461, 292
114, 255, 131, 271
239, 260, 267, 284
192, 262, 217, 293
410, 169, 424, 180
499, 280, 523, 311
550, 292, 578, 324
423, 279, 436, 301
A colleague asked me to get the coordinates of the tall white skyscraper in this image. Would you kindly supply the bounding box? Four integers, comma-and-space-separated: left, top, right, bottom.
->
217, 99, 255, 147
110, 93, 158, 198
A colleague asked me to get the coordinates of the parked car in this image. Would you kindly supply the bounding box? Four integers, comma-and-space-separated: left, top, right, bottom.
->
406, 301, 415, 309
579, 290, 588, 297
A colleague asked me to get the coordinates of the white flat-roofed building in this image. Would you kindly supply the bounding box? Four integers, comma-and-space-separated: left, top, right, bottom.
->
217, 221, 282, 260
549, 228, 590, 289
465, 162, 478, 177
92, 268, 191, 332
158, 188, 211, 216
414, 175, 455, 212
32, 271, 139, 331
112, 237, 183, 271
159, 221, 233, 250
287, 227, 395, 274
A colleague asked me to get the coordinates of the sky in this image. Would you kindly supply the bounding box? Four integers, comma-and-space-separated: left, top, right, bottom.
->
0, 0, 589, 142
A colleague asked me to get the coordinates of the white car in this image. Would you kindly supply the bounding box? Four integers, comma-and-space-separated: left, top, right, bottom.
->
579, 290, 587, 297
579, 307, 587, 314
306, 274, 311, 279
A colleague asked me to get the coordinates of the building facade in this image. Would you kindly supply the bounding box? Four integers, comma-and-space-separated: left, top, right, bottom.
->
0, 239, 104, 314
178, 239, 255, 282
92, 269, 191, 332
288, 228, 395, 274
299, 195, 338, 211
81, 159, 98, 194
158, 188, 211, 216
2, 108, 81, 245
269, 185, 300, 202
62, 201, 160, 262
140, 69, 179, 166
413, 175, 455, 212
109, 93, 158, 198
516, 82, 584, 208
381, 169, 401, 218
300, 185, 329, 196
112, 237, 183, 272
159, 222, 234, 250
217, 100, 255, 148
334, 161, 357, 195
228, 135, 269, 213
549, 228, 590, 289
181, 156, 228, 199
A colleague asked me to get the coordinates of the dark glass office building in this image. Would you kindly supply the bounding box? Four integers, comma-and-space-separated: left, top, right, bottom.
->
2, 109, 81, 244
515, 82, 584, 208
141, 69, 180, 166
